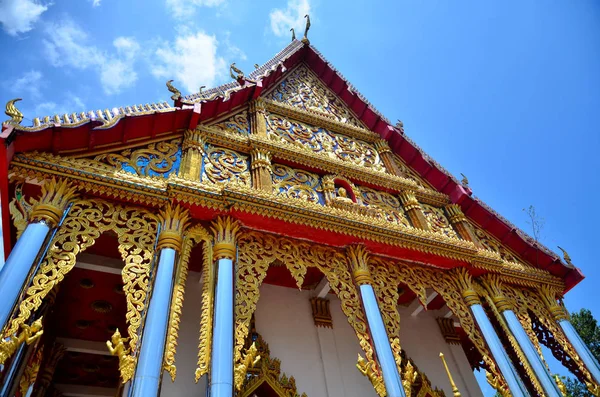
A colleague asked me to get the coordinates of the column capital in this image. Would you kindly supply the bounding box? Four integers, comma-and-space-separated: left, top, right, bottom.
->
454, 268, 480, 306
480, 274, 513, 312
374, 139, 392, 154
445, 204, 467, 224
30, 178, 78, 227
211, 216, 240, 260
538, 285, 569, 321
398, 190, 420, 211
346, 245, 373, 286
156, 204, 190, 252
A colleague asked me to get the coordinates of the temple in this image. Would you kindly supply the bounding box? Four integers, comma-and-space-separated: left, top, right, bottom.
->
0, 24, 599, 397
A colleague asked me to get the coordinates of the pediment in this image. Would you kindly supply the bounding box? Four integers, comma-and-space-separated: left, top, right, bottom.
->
264, 64, 366, 129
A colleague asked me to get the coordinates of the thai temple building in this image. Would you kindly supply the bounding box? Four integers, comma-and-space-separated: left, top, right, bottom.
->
1, 23, 600, 397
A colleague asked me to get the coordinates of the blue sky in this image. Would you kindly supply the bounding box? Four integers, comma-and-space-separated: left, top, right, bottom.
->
1, 0, 599, 394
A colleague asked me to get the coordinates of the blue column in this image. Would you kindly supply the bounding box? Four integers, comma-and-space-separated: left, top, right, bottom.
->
559, 319, 600, 384
359, 284, 405, 397
0, 222, 51, 330
470, 304, 528, 397
209, 257, 234, 397
503, 310, 563, 397
130, 248, 177, 397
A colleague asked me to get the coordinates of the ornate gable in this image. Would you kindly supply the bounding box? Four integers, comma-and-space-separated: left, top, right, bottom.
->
265, 64, 366, 129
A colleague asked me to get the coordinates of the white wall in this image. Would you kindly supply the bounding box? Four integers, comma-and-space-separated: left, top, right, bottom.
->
160, 270, 208, 397
164, 280, 482, 397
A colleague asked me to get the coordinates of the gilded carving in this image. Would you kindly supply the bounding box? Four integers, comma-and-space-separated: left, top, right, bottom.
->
195, 237, 215, 381
265, 64, 365, 128
204, 145, 250, 186
19, 345, 43, 396
421, 204, 458, 239
209, 110, 250, 135
106, 328, 136, 383
95, 138, 181, 178
0, 316, 43, 365
359, 186, 411, 227
266, 112, 384, 172
272, 163, 322, 203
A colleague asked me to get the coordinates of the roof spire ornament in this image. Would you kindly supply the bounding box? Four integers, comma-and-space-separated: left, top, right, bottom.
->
395, 119, 404, 133
302, 15, 311, 44
557, 246, 573, 266
460, 173, 469, 187
230, 62, 245, 81
166, 80, 181, 101
290, 27, 296, 42
5, 98, 23, 125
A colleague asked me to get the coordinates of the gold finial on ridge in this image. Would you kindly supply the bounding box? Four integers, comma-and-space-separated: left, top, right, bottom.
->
230, 63, 245, 81
440, 352, 461, 397
5, 98, 24, 125
302, 15, 311, 44
557, 246, 573, 266
166, 80, 181, 101
290, 27, 296, 41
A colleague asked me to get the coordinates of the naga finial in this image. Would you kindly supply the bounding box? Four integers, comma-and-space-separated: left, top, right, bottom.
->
460, 173, 469, 187
166, 80, 181, 101
290, 27, 296, 41
199, 85, 206, 95
302, 15, 311, 44
5, 98, 24, 125
254, 64, 260, 69
230, 62, 244, 81
557, 246, 573, 266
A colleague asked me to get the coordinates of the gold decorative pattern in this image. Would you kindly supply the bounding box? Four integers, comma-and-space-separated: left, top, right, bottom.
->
107, 328, 136, 383
30, 178, 78, 227
8, 181, 32, 238
471, 225, 525, 266
250, 148, 273, 191
421, 204, 458, 239
19, 345, 43, 396
265, 64, 365, 128
156, 204, 190, 252
436, 317, 461, 345
310, 297, 333, 328
94, 138, 180, 178
179, 130, 205, 181
266, 112, 384, 172
392, 154, 429, 188
359, 186, 411, 227
164, 224, 210, 381
195, 236, 215, 382
0, 317, 43, 365
209, 111, 250, 135
272, 163, 321, 203
235, 342, 261, 390
204, 145, 250, 186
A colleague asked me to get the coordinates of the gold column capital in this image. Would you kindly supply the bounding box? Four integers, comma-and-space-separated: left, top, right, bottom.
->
398, 190, 420, 211
211, 216, 240, 260
182, 129, 205, 152
374, 139, 392, 154
346, 245, 373, 286
250, 148, 272, 170
454, 268, 480, 306
539, 285, 569, 321
30, 178, 78, 227
481, 274, 513, 312
445, 204, 467, 224
156, 204, 190, 252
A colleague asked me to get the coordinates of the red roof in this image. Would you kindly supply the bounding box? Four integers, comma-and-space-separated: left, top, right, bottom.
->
0, 40, 583, 291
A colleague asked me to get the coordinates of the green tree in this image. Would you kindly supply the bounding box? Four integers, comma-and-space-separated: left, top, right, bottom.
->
562, 309, 600, 396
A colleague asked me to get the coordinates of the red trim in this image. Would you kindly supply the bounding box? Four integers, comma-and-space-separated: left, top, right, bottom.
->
3, 42, 583, 291
0, 125, 15, 260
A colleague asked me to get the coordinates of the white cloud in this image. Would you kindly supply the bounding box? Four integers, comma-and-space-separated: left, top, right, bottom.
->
35, 93, 86, 116
12, 70, 43, 100
151, 31, 227, 94
91, 0, 101, 6
269, 0, 310, 38
42, 18, 139, 95
0, 0, 49, 36
166, 0, 226, 20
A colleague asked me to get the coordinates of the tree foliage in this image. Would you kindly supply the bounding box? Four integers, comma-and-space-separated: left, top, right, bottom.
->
562, 309, 600, 396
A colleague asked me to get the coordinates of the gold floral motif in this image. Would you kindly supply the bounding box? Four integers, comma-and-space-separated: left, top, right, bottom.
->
195, 237, 215, 381
265, 64, 365, 128
266, 112, 384, 172
19, 345, 43, 396
235, 342, 261, 390
204, 145, 250, 185
164, 224, 210, 381
359, 186, 411, 227
236, 230, 380, 395
471, 225, 525, 265
421, 204, 458, 239
272, 163, 322, 203
209, 111, 250, 135
392, 154, 429, 188
94, 138, 181, 177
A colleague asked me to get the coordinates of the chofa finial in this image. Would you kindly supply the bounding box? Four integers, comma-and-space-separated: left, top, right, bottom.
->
5, 98, 24, 125
302, 15, 311, 44
557, 246, 573, 266
166, 80, 181, 101
460, 173, 469, 187
290, 27, 296, 42
230, 62, 244, 81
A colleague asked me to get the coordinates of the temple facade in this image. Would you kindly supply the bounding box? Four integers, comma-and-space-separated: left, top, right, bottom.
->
0, 29, 599, 397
